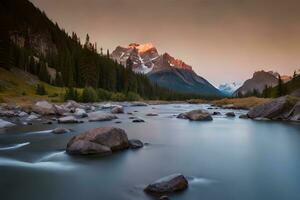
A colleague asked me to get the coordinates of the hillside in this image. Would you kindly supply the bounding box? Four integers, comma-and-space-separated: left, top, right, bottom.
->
0, 0, 211, 101
111, 43, 223, 97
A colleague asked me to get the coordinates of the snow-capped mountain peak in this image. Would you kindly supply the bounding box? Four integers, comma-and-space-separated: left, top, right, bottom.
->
218, 82, 242, 96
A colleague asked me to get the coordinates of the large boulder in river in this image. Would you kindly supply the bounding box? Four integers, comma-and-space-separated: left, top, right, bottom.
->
111, 106, 124, 114
247, 96, 299, 120
177, 109, 212, 121
0, 119, 15, 129
32, 101, 64, 115
144, 174, 188, 194
58, 116, 79, 124
131, 102, 148, 107
52, 127, 71, 134
66, 127, 129, 155
74, 108, 88, 118
88, 111, 117, 121
67, 140, 112, 155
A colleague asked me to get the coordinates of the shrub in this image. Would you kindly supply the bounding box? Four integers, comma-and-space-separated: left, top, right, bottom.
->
111, 92, 126, 101
64, 87, 79, 101
97, 88, 112, 101
81, 87, 98, 102
126, 92, 141, 101
36, 84, 47, 95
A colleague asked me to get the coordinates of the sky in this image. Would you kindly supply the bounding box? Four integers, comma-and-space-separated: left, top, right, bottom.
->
30, 0, 300, 86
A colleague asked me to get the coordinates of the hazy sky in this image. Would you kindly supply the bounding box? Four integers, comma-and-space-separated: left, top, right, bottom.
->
30, 0, 300, 86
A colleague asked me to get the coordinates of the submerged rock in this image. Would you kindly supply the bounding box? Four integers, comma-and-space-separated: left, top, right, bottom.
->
212, 111, 221, 116
58, 116, 79, 124
144, 174, 188, 194
129, 139, 144, 149
225, 112, 236, 117
0, 119, 15, 129
111, 106, 124, 114
52, 128, 71, 134
177, 109, 212, 121
88, 111, 117, 122
239, 114, 249, 119
131, 102, 148, 107
146, 113, 158, 116
66, 127, 129, 155
132, 119, 145, 123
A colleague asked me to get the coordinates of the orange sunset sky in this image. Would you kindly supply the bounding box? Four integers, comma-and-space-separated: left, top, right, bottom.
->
30, 0, 300, 86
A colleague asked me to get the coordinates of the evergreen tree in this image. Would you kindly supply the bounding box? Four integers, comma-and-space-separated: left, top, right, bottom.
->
277, 75, 283, 97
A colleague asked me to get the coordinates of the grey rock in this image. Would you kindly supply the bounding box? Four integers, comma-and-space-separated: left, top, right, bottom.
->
88, 111, 117, 122
177, 109, 212, 121
0, 119, 15, 129
111, 106, 124, 114
66, 127, 129, 153
226, 112, 236, 117
144, 174, 188, 194
66, 140, 112, 156
132, 119, 145, 123
58, 116, 79, 124
52, 128, 71, 134
129, 139, 144, 149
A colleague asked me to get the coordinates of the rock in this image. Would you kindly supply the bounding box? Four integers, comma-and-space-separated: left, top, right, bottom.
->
129, 139, 144, 149
160, 196, 170, 200
132, 119, 145, 123
33, 101, 64, 115
111, 106, 124, 114
26, 114, 39, 121
144, 174, 188, 194
18, 111, 28, 117
129, 116, 136, 119
0, 110, 18, 118
127, 112, 133, 115
43, 121, 53, 125
74, 108, 88, 118
177, 109, 212, 121
212, 111, 221, 116
66, 127, 129, 153
0, 119, 15, 129
239, 114, 249, 119
66, 140, 112, 156
115, 121, 122, 124
131, 102, 148, 107
63, 100, 84, 110
146, 113, 158, 116
58, 116, 79, 124
88, 111, 117, 122
247, 96, 299, 121
226, 112, 236, 117
254, 117, 270, 121
287, 101, 300, 122
52, 127, 71, 134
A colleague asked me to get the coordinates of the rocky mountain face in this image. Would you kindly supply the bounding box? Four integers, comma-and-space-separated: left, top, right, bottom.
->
233, 70, 290, 96
218, 82, 241, 96
111, 43, 223, 97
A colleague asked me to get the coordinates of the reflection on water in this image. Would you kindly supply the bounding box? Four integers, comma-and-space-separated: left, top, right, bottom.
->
0, 104, 300, 200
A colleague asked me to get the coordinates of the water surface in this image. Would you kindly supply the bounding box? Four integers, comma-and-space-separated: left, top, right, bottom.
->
0, 104, 300, 200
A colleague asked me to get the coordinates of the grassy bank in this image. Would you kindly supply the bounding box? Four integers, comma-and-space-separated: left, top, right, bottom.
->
0, 68, 65, 105
211, 97, 271, 109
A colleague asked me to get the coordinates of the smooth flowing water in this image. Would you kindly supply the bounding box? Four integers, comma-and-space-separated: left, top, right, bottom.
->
0, 104, 300, 200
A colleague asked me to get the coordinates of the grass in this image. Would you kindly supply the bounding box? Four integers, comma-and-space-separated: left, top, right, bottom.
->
211, 97, 271, 109
0, 67, 66, 105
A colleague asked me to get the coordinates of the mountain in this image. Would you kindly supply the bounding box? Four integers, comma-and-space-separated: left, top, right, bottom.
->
0, 0, 207, 101
233, 70, 294, 97
111, 43, 223, 97
218, 82, 241, 96
234, 70, 279, 96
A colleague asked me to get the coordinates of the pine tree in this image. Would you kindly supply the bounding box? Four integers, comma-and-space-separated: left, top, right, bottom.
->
277, 75, 283, 97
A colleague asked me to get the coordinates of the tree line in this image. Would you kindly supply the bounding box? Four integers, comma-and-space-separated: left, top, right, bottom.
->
0, 0, 212, 101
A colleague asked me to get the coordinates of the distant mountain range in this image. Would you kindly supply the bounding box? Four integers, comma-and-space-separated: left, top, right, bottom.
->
111, 43, 223, 97
233, 70, 292, 96
218, 82, 241, 96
